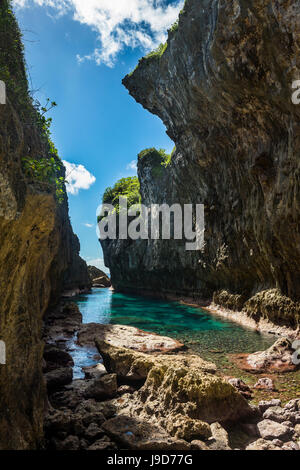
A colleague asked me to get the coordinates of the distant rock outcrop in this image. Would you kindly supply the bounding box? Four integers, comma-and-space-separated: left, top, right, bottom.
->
87, 265, 111, 287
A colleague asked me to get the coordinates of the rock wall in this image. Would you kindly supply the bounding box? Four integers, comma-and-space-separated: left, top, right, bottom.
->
0, 2, 90, 449
102, 0, 300, 329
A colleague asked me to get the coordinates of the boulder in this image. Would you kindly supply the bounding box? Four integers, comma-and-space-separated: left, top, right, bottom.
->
96, 338, 215, 382
254, 378, 275, 391
102, 416, 190, 450
208, 423, 231, 450
98, 341, 252, 429
82, 363, 107, 380
246, 439, 282, 451
45, 367, 73, 391
257, 420, 293, 441
259, 399, 281, 413
84, 374, 118, 400
78, 323, 185, 353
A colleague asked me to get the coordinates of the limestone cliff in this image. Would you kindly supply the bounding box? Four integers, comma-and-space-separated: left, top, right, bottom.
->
0, 1, 90, 449
102, 0, 300, 329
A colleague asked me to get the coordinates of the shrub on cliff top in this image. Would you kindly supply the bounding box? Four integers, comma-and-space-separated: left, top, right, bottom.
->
102, 176, 141, 214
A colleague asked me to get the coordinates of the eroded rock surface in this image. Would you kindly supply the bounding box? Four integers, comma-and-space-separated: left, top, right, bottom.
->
101, 0, 300, 332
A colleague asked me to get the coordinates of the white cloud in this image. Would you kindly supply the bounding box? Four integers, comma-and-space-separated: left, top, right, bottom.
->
126, 160, 137, 172
63, 160, 96, 195
83, 222, 94, 228
13, 0, 183, 67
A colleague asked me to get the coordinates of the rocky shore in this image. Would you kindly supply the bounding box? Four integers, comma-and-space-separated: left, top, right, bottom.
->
42, 301, 300, 451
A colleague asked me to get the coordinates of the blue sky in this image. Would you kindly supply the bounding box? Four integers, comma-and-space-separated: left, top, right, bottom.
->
13, 0, 182, 269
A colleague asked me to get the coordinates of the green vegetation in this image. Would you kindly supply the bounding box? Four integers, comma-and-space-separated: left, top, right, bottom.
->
138, 147, 173, 179
144, 41, 168, 60
102, 176, 141, 215
22, 155, 66, 204
0, 1, 66, 204
169, 20, 178, 33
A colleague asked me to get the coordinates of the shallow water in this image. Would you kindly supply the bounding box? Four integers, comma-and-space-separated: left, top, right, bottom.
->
70, 288, 275, 378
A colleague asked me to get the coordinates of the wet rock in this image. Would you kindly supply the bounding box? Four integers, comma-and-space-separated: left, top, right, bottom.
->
254, 378, 275, 391
257, 420, 293, 441
43, 345, 74, 371
84, 374, 118, 400
45, 367, 73, 391
78, 323, 185, 353
259, 399, 281, 413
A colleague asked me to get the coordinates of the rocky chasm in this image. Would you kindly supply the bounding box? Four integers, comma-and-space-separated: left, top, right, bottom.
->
0, 2, 90, 449
102, 0, 300, 331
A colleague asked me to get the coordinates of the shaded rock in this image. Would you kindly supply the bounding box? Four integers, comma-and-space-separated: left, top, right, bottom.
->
84, 374, 118, 401
257, 420, 293, 441
54, 435, 80, 451
88, 438, 117, 451
240, 423, 259, 438
254, 378, 275, 391
84, 423, 104, 441
45, 367, 73, 392
78, 323, 185, 353
82, 363, 107, 380
43, 345, 74, 371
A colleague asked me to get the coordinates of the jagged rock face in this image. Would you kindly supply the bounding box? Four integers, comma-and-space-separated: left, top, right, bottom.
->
103, 0, 300, 327
0, 2, 90, 449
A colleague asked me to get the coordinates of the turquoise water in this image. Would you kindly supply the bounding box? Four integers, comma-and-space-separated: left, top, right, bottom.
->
70, 288, 275, 377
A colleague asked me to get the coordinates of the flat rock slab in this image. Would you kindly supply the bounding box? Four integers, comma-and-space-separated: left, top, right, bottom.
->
77, 323, 185, 353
